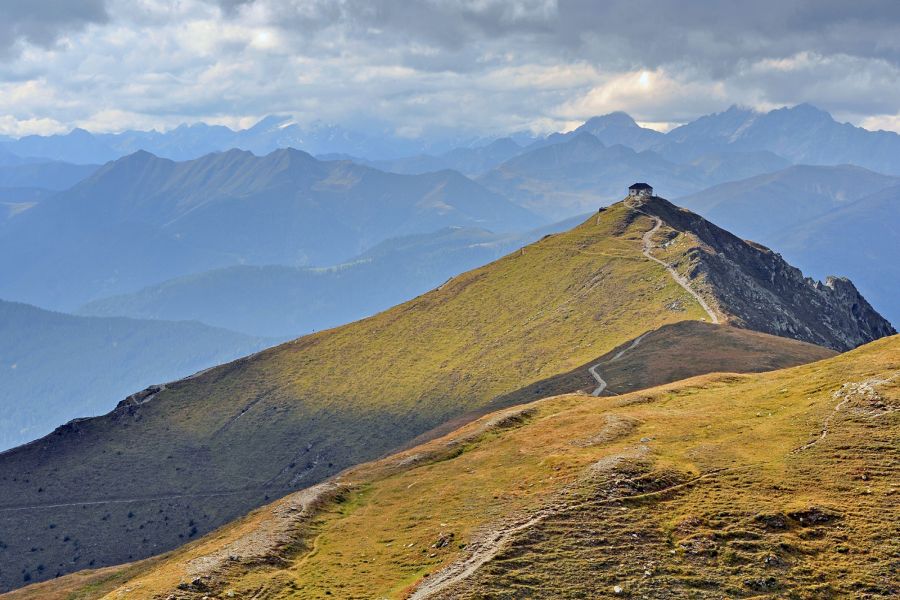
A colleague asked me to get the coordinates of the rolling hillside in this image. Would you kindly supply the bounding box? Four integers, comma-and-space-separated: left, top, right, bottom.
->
0, 148, 540, 311
0, 300, 271, 451
0, 195, 890, 591
10, 333, 895, 599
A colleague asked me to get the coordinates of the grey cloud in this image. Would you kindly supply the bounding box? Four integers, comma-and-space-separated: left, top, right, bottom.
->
247, 0, 900, 72
2, 0, 900, 137
0, 0, 108, 56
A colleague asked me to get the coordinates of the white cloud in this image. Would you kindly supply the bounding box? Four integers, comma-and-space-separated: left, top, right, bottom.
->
1, 0, 900, 137
0, 115, 67, 137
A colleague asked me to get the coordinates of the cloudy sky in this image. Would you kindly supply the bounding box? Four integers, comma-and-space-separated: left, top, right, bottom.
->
2, 0, 900, 138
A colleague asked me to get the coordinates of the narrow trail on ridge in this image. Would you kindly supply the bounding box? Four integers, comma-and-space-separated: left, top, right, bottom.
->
587, 202, 720, 397
637, 211, 720, 325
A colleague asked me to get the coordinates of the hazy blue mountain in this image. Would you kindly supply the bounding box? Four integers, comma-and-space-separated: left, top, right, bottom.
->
676, 166, 899, 325
478, 132, 708, 219
0, 160, 98, 190
677, 165, 898, 238
768, 186, 900, 326
0, 299, 271, 451
0, 148, 30, 166
685, 150, 791, 184
660, 104, 900, 175
0, 128, 119, 164
1, 117, 487, 163
572, 111, 665, 150
0, 188, 53, 231
100, 121, 238, 160
79, 216, 585, 337
5, 103, 899, 175
357, 137, 525, 176
0, 148, 541, 311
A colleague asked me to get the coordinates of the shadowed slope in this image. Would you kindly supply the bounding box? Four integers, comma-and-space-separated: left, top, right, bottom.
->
487, 321, 835, 408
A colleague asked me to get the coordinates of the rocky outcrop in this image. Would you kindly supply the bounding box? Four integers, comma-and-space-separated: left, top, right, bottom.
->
634, 196, 895, 351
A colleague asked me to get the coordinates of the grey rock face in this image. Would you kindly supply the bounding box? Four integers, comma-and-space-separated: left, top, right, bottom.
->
635, 196, 895, 351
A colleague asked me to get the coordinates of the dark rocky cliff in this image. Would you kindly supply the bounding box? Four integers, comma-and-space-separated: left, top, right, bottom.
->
635, 195, 895, 351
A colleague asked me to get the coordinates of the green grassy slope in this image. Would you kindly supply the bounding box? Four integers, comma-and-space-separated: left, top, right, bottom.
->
15, 335, 895, 600
0, 197, 887, 592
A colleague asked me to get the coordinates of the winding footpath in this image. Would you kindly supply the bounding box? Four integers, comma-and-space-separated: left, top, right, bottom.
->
588, 333, 649, 396
638, 213, 720, 325
587, 209, 719, 397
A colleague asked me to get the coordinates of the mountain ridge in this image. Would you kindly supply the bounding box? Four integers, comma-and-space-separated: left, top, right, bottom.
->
0, 148, 540, 311
629, 195, 894, 350
4, 103, 900, 176
0, 195, 890, 591
677, 165, 900, 325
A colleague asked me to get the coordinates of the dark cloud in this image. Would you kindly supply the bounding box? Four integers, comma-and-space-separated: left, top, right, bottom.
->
0, 0, 108, 56
260, 0, 900, 71
211, 0, 255, 16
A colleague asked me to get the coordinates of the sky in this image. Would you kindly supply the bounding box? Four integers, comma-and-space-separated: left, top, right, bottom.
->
2, 0, 900, 138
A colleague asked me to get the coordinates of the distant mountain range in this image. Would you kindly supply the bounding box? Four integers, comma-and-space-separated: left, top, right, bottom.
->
0, 299, 270, 451
0, 116, 500, 164
3, 104, 900, 178
476, 131, 791, 219
78, 216, 585, 338
661, 104, 900, 175
2, 105, 895, 324
0, 148, 540, 311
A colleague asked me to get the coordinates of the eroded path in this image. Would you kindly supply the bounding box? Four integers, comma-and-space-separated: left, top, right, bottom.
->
588, 333, 648, 396
587, 209, 719, 397
408, 456, 735, 600
638, 213, 719, 325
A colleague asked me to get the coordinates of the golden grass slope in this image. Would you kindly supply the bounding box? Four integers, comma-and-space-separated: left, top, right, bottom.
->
0, 201, 716, 589
11, 335, 895, 600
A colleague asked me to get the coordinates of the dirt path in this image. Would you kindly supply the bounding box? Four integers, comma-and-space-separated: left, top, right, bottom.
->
408, 462, 737, 599
588, 333, 648, 396
793, 375, 897, 453
638, 213, 720, 325
407, 509, 553, 600
586, 206, 719, 398
587, 363, 610, 396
